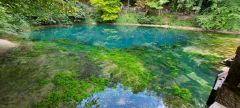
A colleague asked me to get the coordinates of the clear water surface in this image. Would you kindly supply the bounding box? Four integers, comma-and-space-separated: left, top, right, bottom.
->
2, 24, 237, 108
29, 25, 219, 107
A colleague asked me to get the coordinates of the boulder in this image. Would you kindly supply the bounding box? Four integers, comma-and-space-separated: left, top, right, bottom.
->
0, 39, 17, 55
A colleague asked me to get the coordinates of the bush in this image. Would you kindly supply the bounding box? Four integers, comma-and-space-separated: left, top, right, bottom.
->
197, 0, 240, 31
90, 0, 122, 22
116, 11, 139, 24
71, 3, 96, 23
137, 13, 154, 24
0, 3, 29, 34
0, 4, 13, 32
197, 7, 240, 30
32, 15, 72, 25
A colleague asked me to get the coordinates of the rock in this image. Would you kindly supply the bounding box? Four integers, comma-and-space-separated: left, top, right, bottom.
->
0, 39, 18, 55
214, 46, 240, 108
226, 46, 240, 91
220, 58, 234, 67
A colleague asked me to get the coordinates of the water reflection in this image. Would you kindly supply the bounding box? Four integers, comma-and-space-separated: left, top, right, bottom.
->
77, 84, 165, 108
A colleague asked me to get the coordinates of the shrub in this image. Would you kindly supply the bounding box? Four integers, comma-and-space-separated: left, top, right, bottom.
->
137, 13, 154, 24
197, 0, 240, 31
90, 0, 122, 22
0, 4, 13, 33
0, 3, 29, 34
116, 11, 139, 24
33, 15, 72, 25
71, 3, 96, 23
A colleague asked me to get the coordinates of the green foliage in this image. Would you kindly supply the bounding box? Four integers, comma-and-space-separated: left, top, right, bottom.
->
135, 0, 150, 10
137, 13, 154, 24
72, 3, 96, 23
146, 0, 169, 10
0, 4, 12, 32
0, 0, 85, 34
173, 0, 201, 12
116, 11, 139, 24
0, 2, 29, 34
1, 0, 79, 25
38, 79, 50, 87
197, 0, 240, 31
90, 0, 122, 22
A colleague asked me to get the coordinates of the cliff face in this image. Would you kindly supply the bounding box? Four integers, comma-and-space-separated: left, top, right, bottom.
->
215, 46, 240, 108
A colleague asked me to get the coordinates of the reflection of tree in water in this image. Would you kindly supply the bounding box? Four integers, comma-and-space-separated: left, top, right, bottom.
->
78, 84, 165, 108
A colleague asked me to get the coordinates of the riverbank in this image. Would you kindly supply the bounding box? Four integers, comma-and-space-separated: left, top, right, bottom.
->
31, 23, 240, 35
114, 23, 240, 35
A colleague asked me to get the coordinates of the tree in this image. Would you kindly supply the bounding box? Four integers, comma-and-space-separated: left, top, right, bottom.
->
90, 0, 122, 22
135, 0, 148, 9
197, 0, 240, 30
146, 0, 169, 15
0, 0, 78, 24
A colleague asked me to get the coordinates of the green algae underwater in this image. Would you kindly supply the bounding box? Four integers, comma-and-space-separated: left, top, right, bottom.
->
0, 25, 239, 108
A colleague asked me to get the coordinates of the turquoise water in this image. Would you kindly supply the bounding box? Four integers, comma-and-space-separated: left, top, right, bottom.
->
29, 25, 218, 107
30, 25, 189, 48
2, 24, 231, 108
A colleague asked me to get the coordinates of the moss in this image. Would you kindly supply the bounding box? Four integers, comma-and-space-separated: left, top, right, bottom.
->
164, 85, 192, 101
37, 71, 108, 108
88, 48, 153, 92
38, 79, 50, 87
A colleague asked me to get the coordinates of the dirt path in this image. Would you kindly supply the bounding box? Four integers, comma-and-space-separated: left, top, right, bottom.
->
0, 39, 18, 55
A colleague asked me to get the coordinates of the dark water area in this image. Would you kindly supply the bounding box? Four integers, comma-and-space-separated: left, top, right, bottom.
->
1, 24, 239, 108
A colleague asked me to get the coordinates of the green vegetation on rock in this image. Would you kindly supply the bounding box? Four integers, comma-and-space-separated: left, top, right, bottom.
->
37, 71, 108, 108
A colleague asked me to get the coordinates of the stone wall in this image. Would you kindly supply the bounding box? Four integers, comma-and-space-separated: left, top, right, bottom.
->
215, 46, 240, 108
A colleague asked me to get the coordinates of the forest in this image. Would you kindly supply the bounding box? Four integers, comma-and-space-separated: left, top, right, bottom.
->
1, 0, 240, 35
